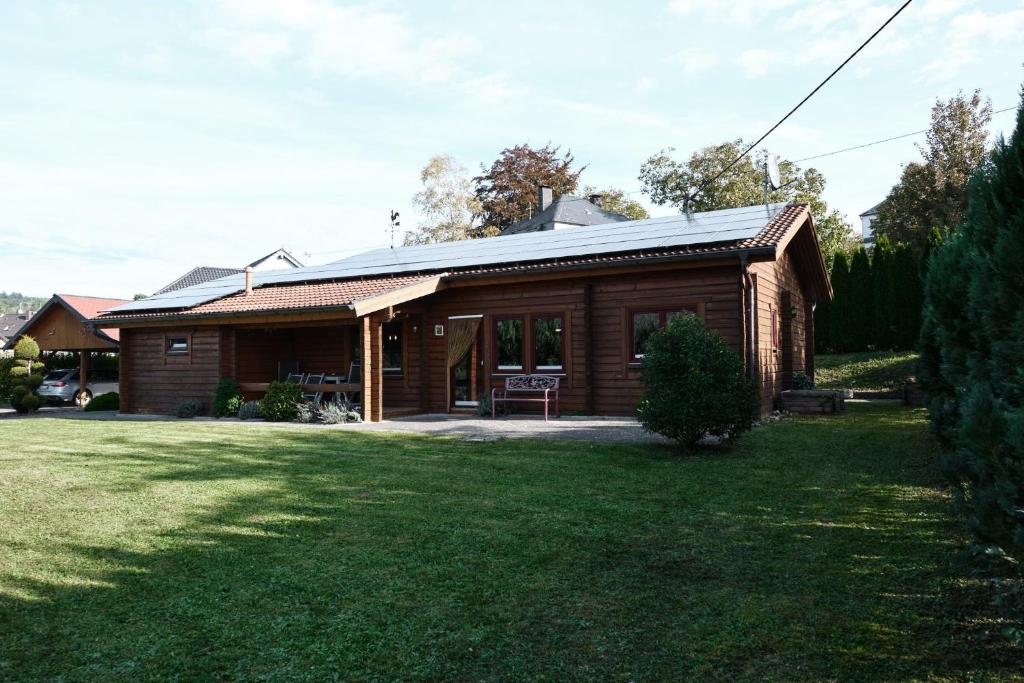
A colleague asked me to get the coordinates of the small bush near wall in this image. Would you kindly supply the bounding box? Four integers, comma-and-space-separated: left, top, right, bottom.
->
212, 379, 242, 418
261, 381, 302, 422
84, 392, 120, 412
317, 401, 361, 424
175, 399, 203, 419
638, 314, 759, 449
238, 401, 262, 420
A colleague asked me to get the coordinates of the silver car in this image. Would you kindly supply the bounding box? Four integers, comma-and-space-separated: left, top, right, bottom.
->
38, 368, 118, 407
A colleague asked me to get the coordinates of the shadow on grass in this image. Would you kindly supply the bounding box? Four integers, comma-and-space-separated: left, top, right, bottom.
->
0, 404, 1020, 681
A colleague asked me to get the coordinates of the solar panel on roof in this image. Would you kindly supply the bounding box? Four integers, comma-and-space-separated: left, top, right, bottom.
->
108, 203, 788, 314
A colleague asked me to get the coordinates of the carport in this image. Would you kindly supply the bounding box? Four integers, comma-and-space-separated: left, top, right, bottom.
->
3, 294, 129, 407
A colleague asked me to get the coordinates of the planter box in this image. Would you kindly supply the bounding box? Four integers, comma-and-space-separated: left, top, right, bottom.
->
780, 390, 845, 415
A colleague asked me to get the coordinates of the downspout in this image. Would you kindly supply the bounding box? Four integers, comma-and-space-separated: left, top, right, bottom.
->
739, 253, 755, 379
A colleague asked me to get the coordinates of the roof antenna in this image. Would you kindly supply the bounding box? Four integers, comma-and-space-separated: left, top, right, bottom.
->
389, 210, 400, 249
763, 154, 795, 213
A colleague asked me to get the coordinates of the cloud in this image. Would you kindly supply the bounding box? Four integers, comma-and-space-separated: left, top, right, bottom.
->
665, 47, 717, 77
919, 6, 1024, 80
203, 0, 477, 85
667, 0, 801, 24
634, 76, 656, 94
736, 49, 782, 78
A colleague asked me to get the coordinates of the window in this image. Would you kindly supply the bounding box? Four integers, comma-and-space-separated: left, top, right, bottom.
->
495, 318, 523, 370
165, 336, 189, 355
631, 309, 697, 360
382, 320, 402, 373
534, 316, 563, 370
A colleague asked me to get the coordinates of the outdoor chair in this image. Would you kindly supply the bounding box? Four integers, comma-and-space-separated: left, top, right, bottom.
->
285, 372, 306, 385
303, 373, 326, 406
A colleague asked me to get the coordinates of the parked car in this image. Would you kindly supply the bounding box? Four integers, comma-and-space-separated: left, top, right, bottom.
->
37, 368, 118, 407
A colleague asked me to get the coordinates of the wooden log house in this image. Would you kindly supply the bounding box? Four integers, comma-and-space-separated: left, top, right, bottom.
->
94, 202, 832, 421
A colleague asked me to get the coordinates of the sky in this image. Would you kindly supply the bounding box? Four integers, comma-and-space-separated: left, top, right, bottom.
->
1, 0, 1022, 300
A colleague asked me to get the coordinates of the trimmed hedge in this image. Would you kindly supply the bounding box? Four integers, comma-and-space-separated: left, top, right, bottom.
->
84, 392, 120, 412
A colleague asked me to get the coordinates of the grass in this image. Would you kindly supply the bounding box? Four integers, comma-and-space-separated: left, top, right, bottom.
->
1, 405, 1020, 681
816, 350, 920, 390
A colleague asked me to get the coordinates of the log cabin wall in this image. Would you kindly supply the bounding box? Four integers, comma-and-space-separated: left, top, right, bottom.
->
408, 263, 743, 416
118, 327, 221, 414
750, 249, 809, 412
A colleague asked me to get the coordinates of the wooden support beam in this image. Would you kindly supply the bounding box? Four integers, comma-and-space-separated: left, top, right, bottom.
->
583, 283, 594, 415
79, 350, 88, 409
360, 315, 384, 422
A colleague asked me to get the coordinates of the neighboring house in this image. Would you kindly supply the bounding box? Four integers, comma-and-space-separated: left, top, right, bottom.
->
153, 249, 304, 295
0, 310, 31, 347
96, 203, 831, 421
3, 294, 127, 352
501, 185, 629, 235
859, 202, 882, 245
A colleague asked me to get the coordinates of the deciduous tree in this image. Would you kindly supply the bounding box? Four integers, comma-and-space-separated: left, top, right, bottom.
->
578, 185, 649, 220
638, 139, 856, 267
473, 143, 585, 233
873, 90, 993, 250
404, 154, 482, 245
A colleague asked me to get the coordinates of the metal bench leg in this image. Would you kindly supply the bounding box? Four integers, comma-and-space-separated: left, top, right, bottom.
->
544, 389, 549, 422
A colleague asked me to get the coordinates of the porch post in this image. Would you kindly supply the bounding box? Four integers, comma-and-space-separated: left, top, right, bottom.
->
78, 350, 88, 409
361, 315, 383, 422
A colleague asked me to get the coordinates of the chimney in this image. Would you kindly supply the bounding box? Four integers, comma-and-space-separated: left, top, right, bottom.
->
588, 193, 604, 208
244, 266, 253, 295
537, 185, 553, 212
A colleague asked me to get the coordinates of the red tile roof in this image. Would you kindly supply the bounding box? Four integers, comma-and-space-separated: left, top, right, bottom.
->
98, 275, 435, 321
58, 294, 131, 342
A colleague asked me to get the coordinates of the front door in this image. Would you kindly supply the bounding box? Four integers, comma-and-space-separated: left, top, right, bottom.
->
452, 351, 473, 406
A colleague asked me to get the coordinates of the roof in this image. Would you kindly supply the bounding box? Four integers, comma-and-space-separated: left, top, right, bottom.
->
99, 202, 827, 322
154, 266, 244, 295
0, 313, 29, 340
502, 195, 629, 235
2, 294, 130, 349
859, 201, 884, 218
246, 248, 304, 269
98, 275, 441, 322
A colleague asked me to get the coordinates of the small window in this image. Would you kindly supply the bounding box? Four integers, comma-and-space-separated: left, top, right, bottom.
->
496, 318, 523, 370
631, 312, 660, 359
534, 316, 563, 370
631, 309, 697, 360
166, 336, 189, 355
382, 320, 402, 373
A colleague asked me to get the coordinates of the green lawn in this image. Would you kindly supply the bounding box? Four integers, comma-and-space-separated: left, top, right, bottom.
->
1, 406, 1020, 681
816, 350, 920, 390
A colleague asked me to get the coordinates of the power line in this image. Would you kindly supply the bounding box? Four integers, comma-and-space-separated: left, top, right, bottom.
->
687, 0, 914, 207
794, 105, 1017, 163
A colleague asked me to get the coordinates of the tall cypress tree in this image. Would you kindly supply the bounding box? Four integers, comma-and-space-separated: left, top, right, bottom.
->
848, 248, 873, 351
814, 297, 832, 353
828, 252, 851, 352
920, 93, 1024, 561
892, 244, 922, 350
871, 237, 895, 349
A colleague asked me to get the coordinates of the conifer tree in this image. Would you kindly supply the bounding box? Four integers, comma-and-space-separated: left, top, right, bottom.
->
847, 248, 873, 351
814, 297, 832, 353
892, 244, 922, 349
827, 252, 851, 352
871, 237, 895, 349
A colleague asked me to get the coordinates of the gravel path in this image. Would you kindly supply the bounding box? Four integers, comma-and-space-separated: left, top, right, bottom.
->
36, 410, 668, 444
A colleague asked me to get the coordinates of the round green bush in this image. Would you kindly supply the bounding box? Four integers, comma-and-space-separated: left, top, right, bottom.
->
638, 314, 760, 448
212, 378, 242, 417
237, 400, 262, 420
20, 393, 42, 412
13, 335, 39, 361
24, 373, 44, 391
175, 399, 203, 418
84, 392, 120, 412
261, 381, 303, 422
9, 385, 30, 413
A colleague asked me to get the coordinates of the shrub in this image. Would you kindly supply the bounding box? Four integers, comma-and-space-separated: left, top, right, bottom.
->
238, 400, 262, 420
212, 379, 242, 417
11, 336, 43, 377
791, 372, 815, 390
10, 385, 30, 413
317, 400, 362, 424
295, 402, 315, 423
919, 93, 1024, 564
19, 393, 42, 412
260, 381, 302, 422
24, 373, 43, 391
0, 357, 16, 402
638, 314, 759, 449
84, 392, 120, 412
175, 399, 203, 418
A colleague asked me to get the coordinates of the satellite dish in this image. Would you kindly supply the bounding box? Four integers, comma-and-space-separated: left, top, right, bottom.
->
765, 154, 782, 191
